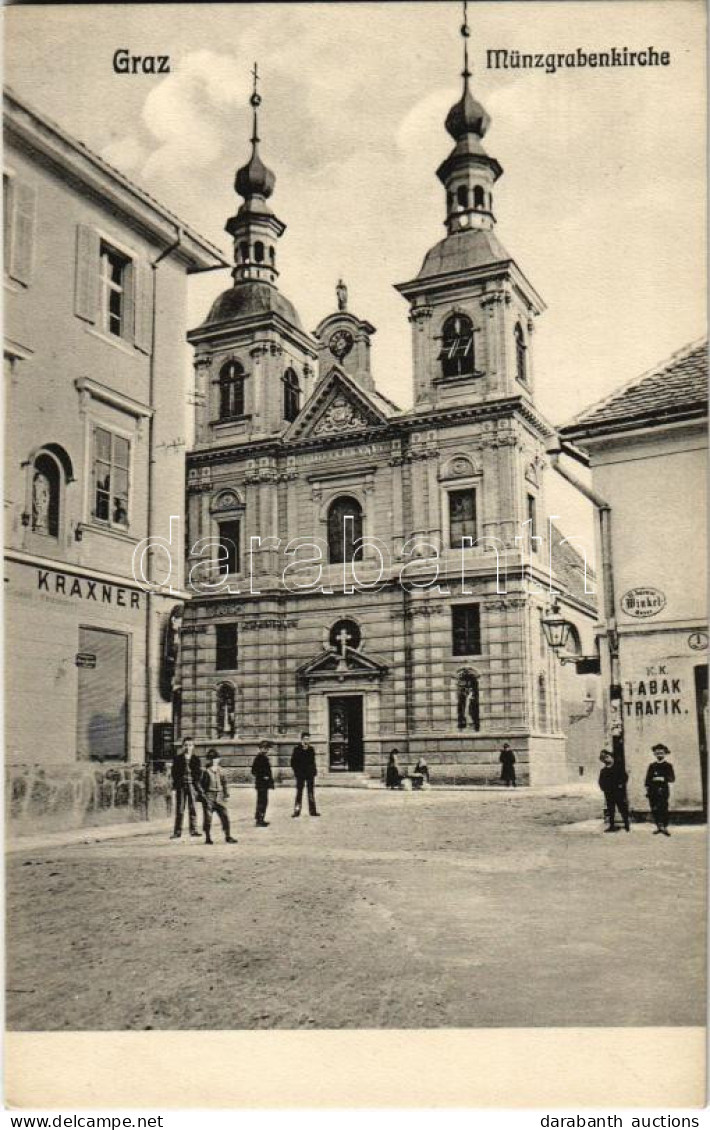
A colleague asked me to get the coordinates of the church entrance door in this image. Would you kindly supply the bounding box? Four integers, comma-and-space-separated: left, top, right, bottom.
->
328, 695, 364, 772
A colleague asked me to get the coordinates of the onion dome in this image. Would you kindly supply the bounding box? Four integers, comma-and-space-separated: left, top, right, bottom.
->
234, 89, 275, 200
445, 77, 490, 140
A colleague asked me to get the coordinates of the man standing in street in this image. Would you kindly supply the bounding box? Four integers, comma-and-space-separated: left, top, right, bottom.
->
170, 738, 201, 840
251, 740, 275, 827
499, 742, 517, 787
291, 731, 319, 818
200, 749, 237, 845
645, 743, 675, 836
598, 749, 630, 833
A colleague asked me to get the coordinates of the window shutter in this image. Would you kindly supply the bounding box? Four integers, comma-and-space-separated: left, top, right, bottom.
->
132, 258, 153, 354
74, 224, 99, 323
9, 179, 37, 286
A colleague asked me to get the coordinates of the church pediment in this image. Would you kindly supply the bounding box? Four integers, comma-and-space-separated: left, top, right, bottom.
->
285, 366, 390, 442
298, 646, 388, 683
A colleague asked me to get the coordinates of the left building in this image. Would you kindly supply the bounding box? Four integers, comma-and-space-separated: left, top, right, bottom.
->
4, 87, 226, 829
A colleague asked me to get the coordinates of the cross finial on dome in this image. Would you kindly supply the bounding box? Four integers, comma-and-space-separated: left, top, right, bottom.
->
461, 0, 471, 82
250, 61, 261, 143
235, 62, 276, 201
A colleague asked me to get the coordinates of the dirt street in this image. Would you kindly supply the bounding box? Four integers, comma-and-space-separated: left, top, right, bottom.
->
6, 787, 705, 1030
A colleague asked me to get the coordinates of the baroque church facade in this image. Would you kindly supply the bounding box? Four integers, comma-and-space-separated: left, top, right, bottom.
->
179, 53, 596, 785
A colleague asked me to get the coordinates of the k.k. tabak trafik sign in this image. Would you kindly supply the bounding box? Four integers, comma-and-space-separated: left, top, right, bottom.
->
620, 587, 666, 619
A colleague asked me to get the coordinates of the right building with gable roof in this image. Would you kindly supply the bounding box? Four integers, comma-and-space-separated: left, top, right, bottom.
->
559, 339, 708, 812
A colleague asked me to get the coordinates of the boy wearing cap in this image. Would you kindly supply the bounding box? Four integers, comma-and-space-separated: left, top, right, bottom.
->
200, 749, 237, 845
251, 740, 275, 827
645, 743, 675, 836
598, 749, 630, 833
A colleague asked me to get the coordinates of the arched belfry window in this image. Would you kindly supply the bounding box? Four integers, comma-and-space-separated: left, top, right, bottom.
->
456, 185, 468, 209
440, 313, 475, 378
473, 185, 485, 210
219, 361, 245, 420
254, 241, 265, 263
31, 451, 61, 537
515, 322, 527, 384
283, 368, 301, 423
327, 495, 363, 565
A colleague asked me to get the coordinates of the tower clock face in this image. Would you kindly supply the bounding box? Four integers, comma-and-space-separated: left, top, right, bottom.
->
329, 329, 354, 361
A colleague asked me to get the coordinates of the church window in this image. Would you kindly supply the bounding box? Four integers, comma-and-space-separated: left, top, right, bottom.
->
239, 241, 249, 262
515, 322, 528, 383
449, 488, 477, 548
215, 625, 238, 672
527, 493, 538, 554
216, 682, 236, 737
452, 604, 481, 656
327, 495, 363, 565
254, 241, 265, 263
219, 361, 245, 420
269, 247, 275, 264
439, 313, 475, 378
92, 426, 130, 528
329, 618, 361, 653
283, 368, 301, 423
473, 185, 485, 209
456, 185, 468, 209
31, 451, 61, 537
217, 519, 240, 575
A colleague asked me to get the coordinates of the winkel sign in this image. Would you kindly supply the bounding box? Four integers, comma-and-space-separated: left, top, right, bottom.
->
620, 587, 666, 619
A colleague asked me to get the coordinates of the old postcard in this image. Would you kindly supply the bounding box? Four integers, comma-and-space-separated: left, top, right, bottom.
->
3, 0, 707, 1110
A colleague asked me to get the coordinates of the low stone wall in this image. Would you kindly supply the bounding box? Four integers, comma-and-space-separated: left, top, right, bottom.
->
6, 762, 171, 835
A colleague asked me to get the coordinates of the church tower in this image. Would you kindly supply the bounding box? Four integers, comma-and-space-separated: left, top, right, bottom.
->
395, 11, 543, 410
188, 65, 317, 447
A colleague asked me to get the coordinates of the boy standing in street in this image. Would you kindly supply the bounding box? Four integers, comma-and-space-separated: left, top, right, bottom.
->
598, 749, 630, 833
499, 742, 517, 787
291, 731, 320, 817
170, 738, 201, 840
200, 749, 237, 845
251, 740, 275, 827
645, 743, 675, 836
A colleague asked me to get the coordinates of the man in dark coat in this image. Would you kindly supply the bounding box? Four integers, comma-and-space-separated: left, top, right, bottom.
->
251, 740, 275, 827
598, 749, 630, 832
645, 743, 675, 836
290, 731, 319, 817
170, 738, 201, 839
189, 747, 202, 793
499, 743, 517, 787
200, 750, 237, 845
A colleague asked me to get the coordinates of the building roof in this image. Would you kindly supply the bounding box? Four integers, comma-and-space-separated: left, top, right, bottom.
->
560, 339, 708, 440
4, 85, 227, 271
416, 228, 512, 281
551, 523, 596, 610
202, 280, 303, 331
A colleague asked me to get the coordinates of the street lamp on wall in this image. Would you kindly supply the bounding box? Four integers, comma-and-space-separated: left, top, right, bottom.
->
542, 597, 602, 672
541, 597, 572, 654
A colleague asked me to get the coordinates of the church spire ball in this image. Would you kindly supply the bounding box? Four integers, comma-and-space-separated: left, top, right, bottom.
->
235, 62, 276, 200
444, 0, 491, 140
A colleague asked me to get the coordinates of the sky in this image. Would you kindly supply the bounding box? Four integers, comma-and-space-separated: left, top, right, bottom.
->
5, 0, 707, 556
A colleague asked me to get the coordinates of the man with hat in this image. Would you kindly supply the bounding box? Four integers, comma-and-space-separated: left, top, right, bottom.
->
645, 743, 675, 836
200, 749, 237, 845
598, 749, 630, 833
251, 740, 275, 827
170, 737, 201, 840
499, 742, 517, 788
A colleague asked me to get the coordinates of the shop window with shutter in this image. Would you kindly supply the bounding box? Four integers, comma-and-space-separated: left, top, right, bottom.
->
76, 627, 129, 761
74, 225, 152, 353
215, 623, 238, 671
451, 604, 482, 656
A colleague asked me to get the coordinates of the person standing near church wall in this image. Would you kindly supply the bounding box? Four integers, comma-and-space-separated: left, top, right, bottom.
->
170, 738, 201, 840
291, 731, 320, 817
251, 740, 275, 827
